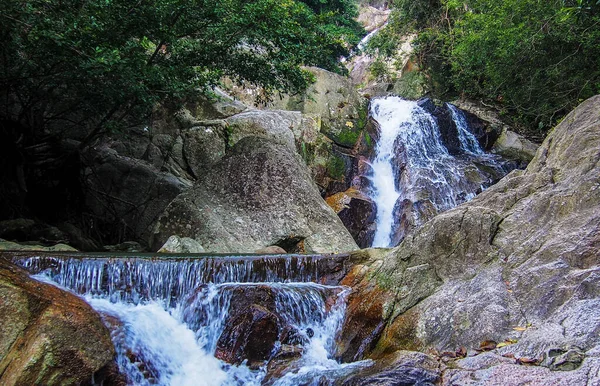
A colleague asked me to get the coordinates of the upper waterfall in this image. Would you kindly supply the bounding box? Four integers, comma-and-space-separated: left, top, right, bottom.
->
368, 96, 515, 248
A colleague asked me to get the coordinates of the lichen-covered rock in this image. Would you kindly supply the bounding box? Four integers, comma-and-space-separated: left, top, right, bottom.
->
492, 128, 539, 162
183, 126, 227, 178
341, 95, 600, 384
0, 258, 115, 385
357, 5, 390, 32
152, 136, 358, 253
0, 239, 77, 252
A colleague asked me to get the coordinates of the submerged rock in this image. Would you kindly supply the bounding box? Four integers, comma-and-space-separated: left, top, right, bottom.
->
341, 95, 600, 384
0, 258, 115, 385
215, 303, 280, 368
152, 136, 358, 253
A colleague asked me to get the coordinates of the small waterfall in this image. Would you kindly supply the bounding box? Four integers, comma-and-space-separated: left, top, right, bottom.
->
17, 254, 338, 306
368, 96, 514, 247
19, 253, 369, 385
447, 103, 483, 154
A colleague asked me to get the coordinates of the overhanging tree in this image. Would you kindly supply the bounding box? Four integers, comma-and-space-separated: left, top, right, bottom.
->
0, 0, 363, 141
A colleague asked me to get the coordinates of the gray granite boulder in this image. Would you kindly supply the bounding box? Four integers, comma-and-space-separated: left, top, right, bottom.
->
152, 136, 358, 253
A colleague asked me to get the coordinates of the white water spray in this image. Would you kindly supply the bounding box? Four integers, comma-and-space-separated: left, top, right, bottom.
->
447, 103, 484, 154
369, 98, 416, 247
27, 256, 371, 386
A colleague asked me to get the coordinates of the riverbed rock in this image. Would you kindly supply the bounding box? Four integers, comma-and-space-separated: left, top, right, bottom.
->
0, 239, 77, 252
0, 258, 115, 385
341, 95, 600, 384
215, 304, 280, 368
357, 5, 390, 32
254, 245, 287, 254
158, 235, 205, 253
152, 136, 358, 253
337, 350, 440, 386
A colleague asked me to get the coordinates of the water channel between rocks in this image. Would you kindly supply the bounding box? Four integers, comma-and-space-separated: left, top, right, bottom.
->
11, 252, 372, 386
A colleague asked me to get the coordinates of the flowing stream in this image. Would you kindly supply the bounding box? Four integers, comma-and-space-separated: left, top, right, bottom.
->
369, 96, 513, 247
16, 253, 370, 385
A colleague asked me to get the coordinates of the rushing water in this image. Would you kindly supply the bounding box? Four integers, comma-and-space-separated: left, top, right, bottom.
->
369, 96, 513, 247
19, 254, 369, 385
447, 103, 484, 155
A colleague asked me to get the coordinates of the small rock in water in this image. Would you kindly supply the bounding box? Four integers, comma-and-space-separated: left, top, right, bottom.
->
158, 235, 205, 253
255, 245, 287, 254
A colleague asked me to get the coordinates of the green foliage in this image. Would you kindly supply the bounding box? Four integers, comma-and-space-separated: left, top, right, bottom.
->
370, 58, 389, 80
394, 71, 427, 100
299, 0, 364, 73
336, 126, 361, 147
0, 0, 364, 140
444, 0, 600, 129
370, 0, 600, 132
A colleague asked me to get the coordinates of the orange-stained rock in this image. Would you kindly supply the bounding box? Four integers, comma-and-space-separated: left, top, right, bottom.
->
336, 262, 395, 363
0, 258, 115, 385
325, 188, 376, 248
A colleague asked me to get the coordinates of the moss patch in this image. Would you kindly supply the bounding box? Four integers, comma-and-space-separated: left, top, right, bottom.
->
327, 154, 346, 180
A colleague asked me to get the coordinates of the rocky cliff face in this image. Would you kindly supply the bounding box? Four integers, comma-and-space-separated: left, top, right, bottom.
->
79, 80, 368, 252
339, 95, 600, 384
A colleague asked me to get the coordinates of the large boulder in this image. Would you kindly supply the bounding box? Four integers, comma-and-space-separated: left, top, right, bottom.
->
340, 95, 600, 384
0, 258, 115, 385
492, 127, 539, 162
152, 136, 358, 253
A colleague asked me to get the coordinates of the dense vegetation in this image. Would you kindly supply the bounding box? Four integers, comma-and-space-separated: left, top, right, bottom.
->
369, 0, 600, 132
0, 0, 363, 141
0, 0, 363, 222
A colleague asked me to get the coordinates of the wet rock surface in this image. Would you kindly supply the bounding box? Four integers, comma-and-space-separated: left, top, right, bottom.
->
215, 303, 280, 367
0, 258, 115, 385
326, 188, 377, 248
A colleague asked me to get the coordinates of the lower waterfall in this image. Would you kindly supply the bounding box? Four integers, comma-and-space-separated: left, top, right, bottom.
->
16, 253, 371, 385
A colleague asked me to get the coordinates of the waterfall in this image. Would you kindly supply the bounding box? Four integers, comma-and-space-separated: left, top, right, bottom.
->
369, 99, 414, 247
447, 103, 483, 154
18, 253, 370, 385
368, 96, 514, 247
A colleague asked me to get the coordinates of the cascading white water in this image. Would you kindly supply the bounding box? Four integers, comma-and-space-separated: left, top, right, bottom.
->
368, 96, 513, 248
447, 103, 484, 155
23, 255, 370, 385
369, 98, 415, 247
